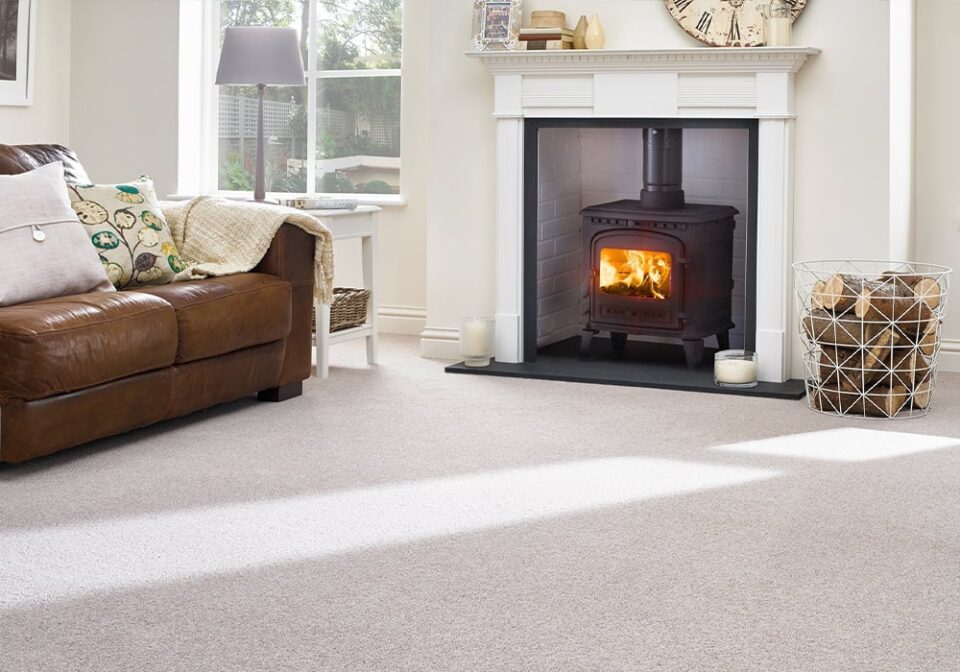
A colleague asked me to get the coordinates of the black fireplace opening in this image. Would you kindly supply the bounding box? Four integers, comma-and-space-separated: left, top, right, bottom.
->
447, 118, 806, 399
525, 119, 758, 363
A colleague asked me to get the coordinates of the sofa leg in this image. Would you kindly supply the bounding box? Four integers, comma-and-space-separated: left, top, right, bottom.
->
258, 382, 303, 402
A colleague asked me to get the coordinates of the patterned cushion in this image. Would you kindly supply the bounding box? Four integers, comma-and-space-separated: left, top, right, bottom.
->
68, 177, 186, 289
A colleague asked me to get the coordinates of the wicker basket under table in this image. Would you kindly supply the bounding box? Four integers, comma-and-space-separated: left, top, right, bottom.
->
313, 287, 371, 333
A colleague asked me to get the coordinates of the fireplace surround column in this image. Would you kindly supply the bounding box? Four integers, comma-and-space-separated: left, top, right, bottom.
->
494, 75, 525, 363
756, 117, 795, 382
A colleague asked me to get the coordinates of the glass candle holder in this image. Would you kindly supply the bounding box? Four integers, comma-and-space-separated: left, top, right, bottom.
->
714, 350, 759, 388
765, 0, 793, 46
460, 317, 495, 368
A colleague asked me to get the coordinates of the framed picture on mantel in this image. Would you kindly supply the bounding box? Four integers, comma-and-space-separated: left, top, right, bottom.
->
471, 0, 523, 52
0, 0, 37, 106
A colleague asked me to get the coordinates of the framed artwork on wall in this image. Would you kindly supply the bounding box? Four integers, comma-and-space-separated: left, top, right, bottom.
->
0, 0, 36, 106
471, 0, 523, 52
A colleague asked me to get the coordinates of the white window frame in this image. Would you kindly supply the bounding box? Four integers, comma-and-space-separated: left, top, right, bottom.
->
177, 0, 405, 205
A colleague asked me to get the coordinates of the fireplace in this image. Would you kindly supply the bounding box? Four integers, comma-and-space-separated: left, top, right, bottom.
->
454, 47, 819, 390
579, 128, 738, 368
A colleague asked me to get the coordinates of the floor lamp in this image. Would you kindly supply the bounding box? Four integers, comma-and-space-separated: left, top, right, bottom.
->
215, 27, 305, 202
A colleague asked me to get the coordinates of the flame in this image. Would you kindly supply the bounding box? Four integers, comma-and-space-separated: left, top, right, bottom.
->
599, 248, 672, 299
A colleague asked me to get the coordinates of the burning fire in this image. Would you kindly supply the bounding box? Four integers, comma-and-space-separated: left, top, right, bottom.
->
599, 248, 672, 299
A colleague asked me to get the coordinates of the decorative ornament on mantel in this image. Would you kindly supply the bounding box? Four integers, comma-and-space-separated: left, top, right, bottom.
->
765, 0, 794, 46
529, 10, 565, 29
663, 0, 807, 48
584, 14, 606, 50
573, 15, 589, 50
471, 0, 524, 51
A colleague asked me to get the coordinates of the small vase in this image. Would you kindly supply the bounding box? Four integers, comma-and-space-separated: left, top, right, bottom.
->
573, 15, 588, 50
584, 14, 605, 50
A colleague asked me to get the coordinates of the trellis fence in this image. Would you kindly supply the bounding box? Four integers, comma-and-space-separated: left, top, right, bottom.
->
218, 95, 401, 163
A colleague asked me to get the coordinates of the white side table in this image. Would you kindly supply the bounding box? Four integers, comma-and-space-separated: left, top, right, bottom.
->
308, 206, 380, 378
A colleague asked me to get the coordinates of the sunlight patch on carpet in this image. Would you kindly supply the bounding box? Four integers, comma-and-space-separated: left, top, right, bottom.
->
711, 428, 960, 462
0, 458, 778, 609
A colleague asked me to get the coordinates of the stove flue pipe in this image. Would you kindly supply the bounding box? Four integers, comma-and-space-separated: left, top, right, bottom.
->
640, 128, 686, 210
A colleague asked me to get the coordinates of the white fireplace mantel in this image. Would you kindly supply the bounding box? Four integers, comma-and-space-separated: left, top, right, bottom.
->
469, 47, 817, 74
470, 47, 819, 383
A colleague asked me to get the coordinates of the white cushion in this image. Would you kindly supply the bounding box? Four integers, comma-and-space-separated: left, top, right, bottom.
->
0, 162, 115, 307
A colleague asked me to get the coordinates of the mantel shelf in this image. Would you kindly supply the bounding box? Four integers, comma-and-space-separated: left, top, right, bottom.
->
467, 47, 820, 75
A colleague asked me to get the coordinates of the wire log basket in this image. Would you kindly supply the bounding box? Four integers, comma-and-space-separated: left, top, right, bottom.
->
794, 260, 951, 419
313, 287, 371, 333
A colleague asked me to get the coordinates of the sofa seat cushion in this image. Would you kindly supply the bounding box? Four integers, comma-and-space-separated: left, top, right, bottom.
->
132, 274, 292, 364
0, 292, 177, 402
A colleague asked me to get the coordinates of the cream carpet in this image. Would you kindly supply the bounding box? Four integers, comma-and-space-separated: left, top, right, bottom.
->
2, 335, 959, 671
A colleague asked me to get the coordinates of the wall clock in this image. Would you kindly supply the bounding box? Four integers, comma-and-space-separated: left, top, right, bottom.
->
663, 0, 807, 48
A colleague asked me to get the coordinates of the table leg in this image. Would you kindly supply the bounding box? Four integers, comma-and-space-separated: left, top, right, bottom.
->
362, 226, 379, 365
316, 302, 330, 379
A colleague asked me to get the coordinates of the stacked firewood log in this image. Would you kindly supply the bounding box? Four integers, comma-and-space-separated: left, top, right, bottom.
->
801, 271, 943, 417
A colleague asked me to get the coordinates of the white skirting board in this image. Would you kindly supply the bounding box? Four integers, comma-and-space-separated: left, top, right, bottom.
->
938, 340, 960, 373
377, 305, 426, 336
419, 327, 461, 360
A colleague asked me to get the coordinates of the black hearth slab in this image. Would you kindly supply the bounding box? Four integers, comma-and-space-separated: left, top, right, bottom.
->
445, 338, 807, 400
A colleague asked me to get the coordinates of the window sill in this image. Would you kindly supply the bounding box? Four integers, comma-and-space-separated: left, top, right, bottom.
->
166, 193, 408, 208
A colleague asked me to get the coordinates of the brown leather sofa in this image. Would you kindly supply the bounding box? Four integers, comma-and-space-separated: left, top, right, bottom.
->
0, 144, 314, 464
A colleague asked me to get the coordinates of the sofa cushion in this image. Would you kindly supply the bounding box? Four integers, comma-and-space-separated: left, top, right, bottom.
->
0, 292, 177, 402
68, 177, 185, 289
0, 162, 115, 307
132, 273, 292, 364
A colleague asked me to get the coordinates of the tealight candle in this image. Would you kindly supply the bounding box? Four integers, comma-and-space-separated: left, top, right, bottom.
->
460, 317, 494, 368
715, 350, 758, 388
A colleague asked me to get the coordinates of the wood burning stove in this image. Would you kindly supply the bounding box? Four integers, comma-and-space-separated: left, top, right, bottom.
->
579, 128, 738, 368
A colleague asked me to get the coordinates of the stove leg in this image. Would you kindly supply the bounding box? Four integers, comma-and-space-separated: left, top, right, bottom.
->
682, 339, 705, 369
610, 332, 628, 351
716, 330, 730, 352
579, 330, 596, 357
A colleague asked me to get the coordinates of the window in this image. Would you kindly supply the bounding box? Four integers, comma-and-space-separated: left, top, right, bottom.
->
216, 0, 402, 196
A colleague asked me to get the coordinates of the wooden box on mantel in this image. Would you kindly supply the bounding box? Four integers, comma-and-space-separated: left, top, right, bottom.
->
530, 10, 565, 29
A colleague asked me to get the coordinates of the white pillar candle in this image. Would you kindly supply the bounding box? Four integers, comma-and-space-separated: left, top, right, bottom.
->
766, 17, 792, 46
460, 318, 494, 367
715, 358, 758, 385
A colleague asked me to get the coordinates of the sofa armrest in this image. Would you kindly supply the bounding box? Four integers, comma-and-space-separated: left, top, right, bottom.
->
255, 224, 315, 385
254, 223, 315, 286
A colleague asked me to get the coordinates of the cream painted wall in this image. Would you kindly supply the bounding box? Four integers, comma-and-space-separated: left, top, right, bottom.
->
423, 0, 891, 378
0, 0, 72, 145
375, 0, 428, 333
916, 0, 960, 367
421, 0, 497, 354
69, 0, 180, 196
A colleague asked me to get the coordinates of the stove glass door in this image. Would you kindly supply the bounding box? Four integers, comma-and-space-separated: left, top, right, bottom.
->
598, 247, 673, 300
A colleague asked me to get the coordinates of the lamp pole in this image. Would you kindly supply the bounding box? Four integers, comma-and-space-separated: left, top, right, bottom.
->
255, 83, 267, 202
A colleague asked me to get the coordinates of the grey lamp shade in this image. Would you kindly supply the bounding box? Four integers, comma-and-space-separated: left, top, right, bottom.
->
215, 27, 305, 86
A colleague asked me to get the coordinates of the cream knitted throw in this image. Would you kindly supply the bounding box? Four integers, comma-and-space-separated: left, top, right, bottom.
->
161, 196, 334, 304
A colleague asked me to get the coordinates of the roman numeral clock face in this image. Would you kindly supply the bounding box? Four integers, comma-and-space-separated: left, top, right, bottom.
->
664, 0, 807, 48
